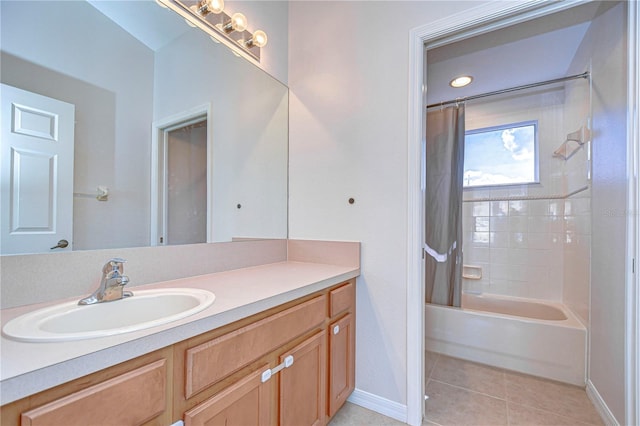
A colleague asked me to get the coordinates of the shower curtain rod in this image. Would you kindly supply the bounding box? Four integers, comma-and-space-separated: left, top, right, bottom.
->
426, 71, 590, 109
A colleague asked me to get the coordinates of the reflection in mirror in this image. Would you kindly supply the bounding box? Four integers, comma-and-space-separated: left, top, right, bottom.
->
0, 0, 288, 255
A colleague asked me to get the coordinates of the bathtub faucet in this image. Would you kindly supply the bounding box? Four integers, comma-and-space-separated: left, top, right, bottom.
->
78, 258, 132, 305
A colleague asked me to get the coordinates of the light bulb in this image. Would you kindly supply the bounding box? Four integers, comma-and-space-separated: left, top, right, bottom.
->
196, 0, 224, 15
230, 12, 247, 32
249, 30, 268, 48
449, 75, 473, 88
208, 0, 224, 13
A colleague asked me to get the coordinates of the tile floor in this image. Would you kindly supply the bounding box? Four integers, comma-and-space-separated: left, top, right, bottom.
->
329, 352, 604, 426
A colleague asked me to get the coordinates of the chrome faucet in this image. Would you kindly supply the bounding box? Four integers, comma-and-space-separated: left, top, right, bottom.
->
79, 258, 132, 305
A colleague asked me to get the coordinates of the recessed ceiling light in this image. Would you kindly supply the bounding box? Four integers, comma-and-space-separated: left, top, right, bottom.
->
450, 75, 473, 88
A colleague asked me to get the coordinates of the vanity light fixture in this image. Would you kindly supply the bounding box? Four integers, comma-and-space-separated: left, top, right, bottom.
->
196, 0, 224, 16
450, 75, 473, 88
245, 30, 268, 48
222, 12, 248, 33
158, 0, 268, 61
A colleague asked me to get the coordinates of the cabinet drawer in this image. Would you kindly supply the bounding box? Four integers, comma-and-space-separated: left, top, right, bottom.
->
185, 295, 326, 398
330, 281, 354, 317
21, 360, 167, 426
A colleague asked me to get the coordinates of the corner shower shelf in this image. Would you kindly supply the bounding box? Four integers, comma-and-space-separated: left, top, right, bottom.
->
553, 125, 591, 160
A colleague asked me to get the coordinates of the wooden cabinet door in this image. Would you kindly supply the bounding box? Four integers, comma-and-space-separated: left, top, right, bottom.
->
328, 313, 355, 417
279, 330, 326, 426
183, 367, 272, 426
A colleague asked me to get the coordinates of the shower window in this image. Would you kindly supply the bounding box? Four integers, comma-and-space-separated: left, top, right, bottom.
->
463, 120, 539, 188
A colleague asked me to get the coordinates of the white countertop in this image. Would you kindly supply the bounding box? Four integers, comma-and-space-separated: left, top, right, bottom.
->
0, 260, 359, 405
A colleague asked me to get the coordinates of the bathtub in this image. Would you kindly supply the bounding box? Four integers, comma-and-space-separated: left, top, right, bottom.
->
425, 292, 586, 386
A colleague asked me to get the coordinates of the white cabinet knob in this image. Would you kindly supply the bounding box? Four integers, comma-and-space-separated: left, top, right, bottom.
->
333, 325, 340, 335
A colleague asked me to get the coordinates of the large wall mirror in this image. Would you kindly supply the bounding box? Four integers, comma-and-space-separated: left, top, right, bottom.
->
0, 0, 288, 255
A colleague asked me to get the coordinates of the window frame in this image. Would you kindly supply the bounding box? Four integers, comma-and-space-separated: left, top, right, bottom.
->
463, 119, 540, 189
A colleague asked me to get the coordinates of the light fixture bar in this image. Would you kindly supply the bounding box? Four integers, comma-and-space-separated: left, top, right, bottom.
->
166, 0, 264, 61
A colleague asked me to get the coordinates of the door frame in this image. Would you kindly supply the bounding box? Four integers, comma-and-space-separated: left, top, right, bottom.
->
150, 104, 212, 246
625, 2, 640, 425
406, 1, 640, 425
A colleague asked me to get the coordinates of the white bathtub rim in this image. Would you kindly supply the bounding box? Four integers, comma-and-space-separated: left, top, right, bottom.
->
439, 292, 586, 330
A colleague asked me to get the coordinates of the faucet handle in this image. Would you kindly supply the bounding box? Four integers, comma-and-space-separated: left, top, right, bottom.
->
102, 258, 127, 274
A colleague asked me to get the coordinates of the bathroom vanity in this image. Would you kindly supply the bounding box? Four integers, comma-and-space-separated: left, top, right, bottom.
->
0, 240, 359, 425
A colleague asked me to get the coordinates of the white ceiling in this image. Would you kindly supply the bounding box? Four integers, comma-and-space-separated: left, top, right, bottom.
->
426, 2, 606, 105
87, 0, 609, 97
87, 0, 189, 51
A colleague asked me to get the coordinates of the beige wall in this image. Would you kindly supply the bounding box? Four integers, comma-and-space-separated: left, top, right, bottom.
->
288, 0, 630, 420
287, 0, 490, 408
583, 2, 628, 423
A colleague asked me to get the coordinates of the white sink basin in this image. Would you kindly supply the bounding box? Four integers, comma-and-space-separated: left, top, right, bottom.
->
2, 288, 215, 342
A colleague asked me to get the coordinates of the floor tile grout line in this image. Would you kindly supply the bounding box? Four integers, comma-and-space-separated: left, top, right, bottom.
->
422, 418, 445, 426
427, 352, 440, 380
506, 400, 603, 426
427, 371, 599, 425
432, 352, 508, 374
502, 375, 602, 424
504, 388, 602, 424
427, 354, 603, 426
503, 370, 511, 426
427, 378, 509, 402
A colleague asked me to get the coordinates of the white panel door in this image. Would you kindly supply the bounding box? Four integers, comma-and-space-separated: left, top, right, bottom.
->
1, 84, 75, 254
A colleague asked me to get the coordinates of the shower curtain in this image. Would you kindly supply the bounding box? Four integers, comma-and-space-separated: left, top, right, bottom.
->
424, 106, 465, 307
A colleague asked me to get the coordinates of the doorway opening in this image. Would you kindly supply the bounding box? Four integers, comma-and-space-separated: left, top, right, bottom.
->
151, 105, 212, 246
160, 118, 207, 245
407, 2, 639, 425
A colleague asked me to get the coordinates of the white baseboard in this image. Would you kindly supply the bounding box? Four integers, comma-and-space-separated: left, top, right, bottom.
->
347, 388, 408, 423
586, 380, 619, 426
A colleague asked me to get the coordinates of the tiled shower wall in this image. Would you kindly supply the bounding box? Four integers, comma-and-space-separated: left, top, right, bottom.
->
462, 198, 565, 300
562, 191, 591, 324
462, 190, 590, 310
462, 81, 591, 311
561, 74, 592, 325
